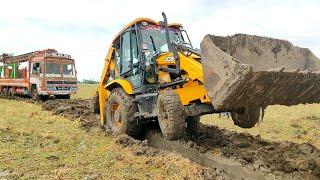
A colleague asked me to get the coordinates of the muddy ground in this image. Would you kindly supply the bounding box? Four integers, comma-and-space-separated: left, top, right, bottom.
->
36, 98, 320, 179
3, 34, 320, 178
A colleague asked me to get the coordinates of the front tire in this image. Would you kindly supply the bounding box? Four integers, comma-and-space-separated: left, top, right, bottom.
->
105, 88, 142, 138
157, 90, 186, 140
31, 89, 39, 101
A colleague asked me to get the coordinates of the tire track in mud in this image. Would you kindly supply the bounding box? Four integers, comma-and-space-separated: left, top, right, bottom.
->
146, 130, 269, 180
2, 96, 320, 179
40, 98, 320, 179
145, 127, 320, 180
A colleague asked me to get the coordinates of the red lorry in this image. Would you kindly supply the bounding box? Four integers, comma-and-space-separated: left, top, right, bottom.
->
0, 49, 77, 100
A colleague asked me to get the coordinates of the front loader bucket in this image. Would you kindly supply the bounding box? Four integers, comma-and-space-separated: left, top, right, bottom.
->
200, 34, 320, 127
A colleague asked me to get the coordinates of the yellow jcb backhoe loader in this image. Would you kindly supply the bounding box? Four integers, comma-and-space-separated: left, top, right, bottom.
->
93, 12, 320, 140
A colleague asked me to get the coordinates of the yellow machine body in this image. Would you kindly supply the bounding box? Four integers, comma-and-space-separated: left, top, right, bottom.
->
96, 18, 211, 125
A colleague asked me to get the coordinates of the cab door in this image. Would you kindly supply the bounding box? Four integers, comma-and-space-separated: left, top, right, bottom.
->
118, 27, 142, 89
29, 61, 43, 89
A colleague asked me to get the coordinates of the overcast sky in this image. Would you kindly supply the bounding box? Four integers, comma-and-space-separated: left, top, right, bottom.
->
0, 0, 319, 81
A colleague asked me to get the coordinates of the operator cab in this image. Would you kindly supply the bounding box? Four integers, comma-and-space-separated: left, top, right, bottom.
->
111, 18, 193, 92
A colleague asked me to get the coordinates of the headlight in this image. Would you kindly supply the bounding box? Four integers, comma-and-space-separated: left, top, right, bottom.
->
48, 86, 56, 91
70, 87, 77, 91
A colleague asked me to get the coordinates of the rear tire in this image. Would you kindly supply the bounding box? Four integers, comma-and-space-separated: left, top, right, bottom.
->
157, 90, 186, 140
3, 88, 9, 96
186, 116, 200, 135
106, 88, 142, 138
231, 107, 260, 128
8, 88, 14, 97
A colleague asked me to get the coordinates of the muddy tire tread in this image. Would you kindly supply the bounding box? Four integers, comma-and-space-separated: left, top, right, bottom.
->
157, 90, 186, 140
106, 88, 141, 137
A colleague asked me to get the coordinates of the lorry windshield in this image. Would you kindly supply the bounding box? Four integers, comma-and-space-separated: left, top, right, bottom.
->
141, 24, 187, 53
45, 62, 61, 77
63, 64, 76, 77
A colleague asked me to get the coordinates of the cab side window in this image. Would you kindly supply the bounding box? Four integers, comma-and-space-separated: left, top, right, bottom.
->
114, 41, 121, 72
120, 31, 131, 74
32, 62, 41, 75
131, 30, 139, 66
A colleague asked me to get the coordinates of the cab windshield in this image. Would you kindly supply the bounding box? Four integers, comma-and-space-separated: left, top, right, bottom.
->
45, 62, 76, 78
63, 64, 76, 77
140, 24, 190, 53
45, 62, 61, 77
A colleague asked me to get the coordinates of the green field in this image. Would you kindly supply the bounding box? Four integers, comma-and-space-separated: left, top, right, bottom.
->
71, 84, 97, 99
1, 84, 320, 178
0, 94, 205, 179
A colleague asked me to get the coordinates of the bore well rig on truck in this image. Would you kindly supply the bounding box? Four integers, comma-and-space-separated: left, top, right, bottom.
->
0, 49, 77, 100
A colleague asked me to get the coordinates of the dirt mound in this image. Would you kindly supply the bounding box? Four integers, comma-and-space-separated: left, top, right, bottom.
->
41, 99, 99, 129
196, 125, 320, 176
210, 34, 320, 71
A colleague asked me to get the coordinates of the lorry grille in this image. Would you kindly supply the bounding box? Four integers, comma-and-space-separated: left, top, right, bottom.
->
47, 81, 77, 84
47, 86, 76, 91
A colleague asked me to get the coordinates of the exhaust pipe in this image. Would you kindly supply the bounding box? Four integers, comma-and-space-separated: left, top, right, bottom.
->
160, 12, 180, 75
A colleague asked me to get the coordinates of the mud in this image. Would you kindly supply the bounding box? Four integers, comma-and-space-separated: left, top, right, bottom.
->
41, 99, 99, 129
146, 125, 320, 180
2, 96, 320, 179
201, 34, 320, 112
210, 34, 320, 71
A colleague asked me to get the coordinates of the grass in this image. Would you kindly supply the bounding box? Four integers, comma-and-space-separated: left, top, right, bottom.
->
71, 84, 97, 99
0, 99, 204, 179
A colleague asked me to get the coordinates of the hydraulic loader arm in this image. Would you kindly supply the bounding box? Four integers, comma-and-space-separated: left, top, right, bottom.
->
97, 46, 115, 125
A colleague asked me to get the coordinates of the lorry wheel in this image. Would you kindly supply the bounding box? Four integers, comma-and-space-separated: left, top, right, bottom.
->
186, 116, 200, 135
106, 88, 142, 138
3, 88, 8, 96
31, 89, 39, 101
157, 90, 186, 140
231, 107, 260, 128
8, 88, 14, 96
